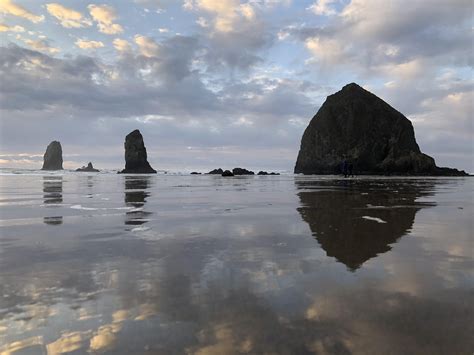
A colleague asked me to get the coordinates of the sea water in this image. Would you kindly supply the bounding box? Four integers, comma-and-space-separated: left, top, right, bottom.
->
0, 171, 472, 354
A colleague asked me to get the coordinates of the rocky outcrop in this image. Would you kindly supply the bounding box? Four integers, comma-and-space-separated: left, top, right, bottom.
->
207, 168, 223, 175
119, 130, 156, 174
295, 83, 468, 176
190, 172, 201, 175
257, 171, 280, 175
76, 162, 99, 172
233, 167, 254, 175
42, 141, 63, 170
222, 170, 234, 177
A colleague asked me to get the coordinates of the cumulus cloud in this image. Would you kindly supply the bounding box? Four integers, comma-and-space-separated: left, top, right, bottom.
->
75, 39, 105, 50
134, 35, 160, 57
0, 22, 24, 32
185, 0, 257, 32
88, 4, 123, 35
46, 3, 92, 28
113, 38, 132, 52
0, 0, 44, 23
307, 0, 338, 16
23, 38, 59, 54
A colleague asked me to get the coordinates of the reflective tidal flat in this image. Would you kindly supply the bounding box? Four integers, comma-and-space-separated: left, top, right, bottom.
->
0, 173, 473, 354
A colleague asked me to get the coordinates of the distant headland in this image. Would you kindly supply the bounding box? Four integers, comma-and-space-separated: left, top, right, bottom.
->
39, 83, 468, 176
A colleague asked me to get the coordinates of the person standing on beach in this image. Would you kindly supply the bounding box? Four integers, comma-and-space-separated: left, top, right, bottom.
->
348, 162, 354, 177
341, 159, 348, 177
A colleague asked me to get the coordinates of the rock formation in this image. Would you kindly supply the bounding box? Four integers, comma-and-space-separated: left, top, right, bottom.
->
222, 170, 234, 177
295, 83, 467, 176
258, 171, 280, 175
232, 167, 254, 175
119, 130, 156, 174
190, 172, 201, 175
42, 141, 63, 170
208, 168, 223, 175
76, 162, 99, 172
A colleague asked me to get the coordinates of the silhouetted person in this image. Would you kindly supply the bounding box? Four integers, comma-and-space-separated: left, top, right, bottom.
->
341, 159, 348, 177
348, 163, 354, 177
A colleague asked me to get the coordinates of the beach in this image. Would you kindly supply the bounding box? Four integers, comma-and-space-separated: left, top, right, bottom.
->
0, 171, 473, 354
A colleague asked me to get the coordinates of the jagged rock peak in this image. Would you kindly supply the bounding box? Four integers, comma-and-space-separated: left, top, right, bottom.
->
118, 129, 156, 174
42, 141, 63, 170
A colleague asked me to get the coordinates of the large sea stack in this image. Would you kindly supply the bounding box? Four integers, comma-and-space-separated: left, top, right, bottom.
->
119, 130, 156, 174
41, 141, 63, 170
294, 83, 467, 176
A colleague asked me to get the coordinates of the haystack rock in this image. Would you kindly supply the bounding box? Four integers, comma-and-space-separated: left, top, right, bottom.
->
76, 162, 99, 172
119, 130, 156, 174
42, 141, 63, 170
294, 83, 467, 176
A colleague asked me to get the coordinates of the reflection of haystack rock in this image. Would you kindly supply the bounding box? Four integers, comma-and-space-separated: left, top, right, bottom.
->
124, 176, 152, 226
297, 180, 435, 270
43, 176, 63, 225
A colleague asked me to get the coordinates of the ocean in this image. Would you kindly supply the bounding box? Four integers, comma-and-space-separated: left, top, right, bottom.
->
0, 170, 472, 354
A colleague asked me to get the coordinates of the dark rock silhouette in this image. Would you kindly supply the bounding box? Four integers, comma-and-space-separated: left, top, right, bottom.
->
41, 141, 63, 170
258, 171, 280, 175
119, 130, 156, 174
76, 162, 99, 172
222, 170, 234, 177
208, 168, 223, 175
43, 176, 63, 225
124, 176, 152, 226
295, 83, 467, 176
296, 179, 436, 270
233, 167, 254, 175
190, 172, 201, 175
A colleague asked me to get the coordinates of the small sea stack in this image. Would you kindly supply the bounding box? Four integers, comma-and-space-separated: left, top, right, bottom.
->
119, 130, 156, 174
41, 141, 63, 170
232, 167, 254, 175
222, 170, 234, 177
207, 168, 223, 175
258, 171, 280, 175
76, 162, 99, 172
294, 83, 467, 176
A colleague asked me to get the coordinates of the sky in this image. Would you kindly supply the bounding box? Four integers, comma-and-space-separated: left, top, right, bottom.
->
0, 0, 472, 173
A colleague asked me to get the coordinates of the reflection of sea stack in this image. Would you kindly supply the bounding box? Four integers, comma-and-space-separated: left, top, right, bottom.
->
296, 179, 435, 270
125, 176, 152, 226
295, 83, 467, 175
42, 141, 63, 170
43, 176, 63, 225
119, 130, 156, 174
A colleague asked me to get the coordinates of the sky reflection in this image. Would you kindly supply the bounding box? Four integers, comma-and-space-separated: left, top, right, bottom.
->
0, 174, 472, 354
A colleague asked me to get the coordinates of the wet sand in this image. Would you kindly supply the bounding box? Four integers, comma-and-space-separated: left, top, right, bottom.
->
0, 173, 473, 354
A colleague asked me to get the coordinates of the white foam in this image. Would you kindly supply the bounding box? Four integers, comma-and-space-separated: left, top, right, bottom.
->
362, 216, 387, 223
131, 226, 150, 232
70, 205, 98, 211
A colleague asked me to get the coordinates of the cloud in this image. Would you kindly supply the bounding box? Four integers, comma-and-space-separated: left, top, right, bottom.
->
134, 35, 160, 57
307, 0, 338, 16
46, 3, 92, 28
0, 0, 44, 23
113, 38, 132, 52
185, 0, 257, 33
0, 22, 24, 32
23, 39, 59, 54
75, 39, 105, 50
88, 4, 123, 35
